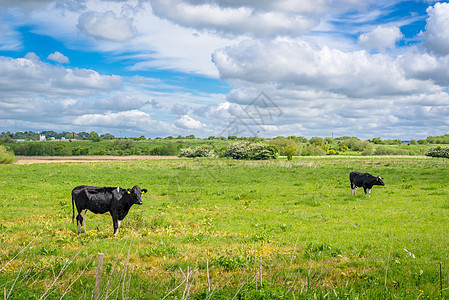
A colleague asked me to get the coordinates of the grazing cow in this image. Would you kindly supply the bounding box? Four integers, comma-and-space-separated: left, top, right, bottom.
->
71, 185, 147, 236
350, 172, 385, 197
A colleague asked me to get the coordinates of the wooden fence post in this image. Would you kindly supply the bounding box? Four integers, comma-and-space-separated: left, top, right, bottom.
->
207, 259, 211, 292
94, 253, 104, 300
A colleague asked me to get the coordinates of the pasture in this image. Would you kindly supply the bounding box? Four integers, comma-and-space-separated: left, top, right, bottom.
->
0, 156, 448, 299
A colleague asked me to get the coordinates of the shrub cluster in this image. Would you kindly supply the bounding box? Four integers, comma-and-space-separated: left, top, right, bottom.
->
12, 142, 71, 156
0, 145, 16, 164
426, 146, 449, 158
222, 142, 278, 160
374, 146, 413, 156
179, 145, 215, 158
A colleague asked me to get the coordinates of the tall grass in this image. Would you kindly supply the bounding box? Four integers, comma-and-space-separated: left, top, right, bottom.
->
0, 157, 448, 298
0, 145, 16, 164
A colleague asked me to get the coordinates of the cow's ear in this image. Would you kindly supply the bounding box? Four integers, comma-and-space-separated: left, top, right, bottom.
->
142, 189, 148, 194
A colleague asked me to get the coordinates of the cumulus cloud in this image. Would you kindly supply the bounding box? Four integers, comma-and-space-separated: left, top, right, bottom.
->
78, 10, 135, 41
174, 115, 205, 129
422, 2, 449, 56
74, 110, 150, 127
2, 0, 449, 139
358, 26, 403, 50
212, 39, 438, 99
47, 51, 70, 63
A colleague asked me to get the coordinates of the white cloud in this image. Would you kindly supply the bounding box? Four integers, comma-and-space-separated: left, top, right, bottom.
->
73, 110, 174, 133
78, 10, 135, 41
47, 51, 70, 63
422, 2, 449, 56
212, 39, 438, 99
0, 54, 122, 96
174, 115, 205, 129
1, 0, 449, 139
358, 26, 403, 50
74, 110, 147, 127
150, 0, 319, 37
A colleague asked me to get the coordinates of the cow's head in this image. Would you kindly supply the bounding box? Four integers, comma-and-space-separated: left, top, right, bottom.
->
126, 185, 147, 205
376, 176, 385, 186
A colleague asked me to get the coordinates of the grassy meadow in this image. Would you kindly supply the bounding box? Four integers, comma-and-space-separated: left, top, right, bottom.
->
0, 156, 448, 299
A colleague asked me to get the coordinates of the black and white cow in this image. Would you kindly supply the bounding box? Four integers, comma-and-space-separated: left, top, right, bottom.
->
350, 171, 385, 197
71, 185, 147, 236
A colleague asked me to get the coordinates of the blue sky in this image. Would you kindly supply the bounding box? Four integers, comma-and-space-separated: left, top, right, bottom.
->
1, 0, 449, 139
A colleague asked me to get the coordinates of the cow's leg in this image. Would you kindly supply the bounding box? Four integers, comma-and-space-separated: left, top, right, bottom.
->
81, 210, 87, 232
353, 186, 357, 196
112, 215, 119, 237
363, 187, 367, 196
367, 189, 371, 198
75, 209, 87, 233
76, 214, 82, 234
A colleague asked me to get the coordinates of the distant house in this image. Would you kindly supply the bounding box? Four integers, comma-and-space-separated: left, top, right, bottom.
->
39, 134, 46, 141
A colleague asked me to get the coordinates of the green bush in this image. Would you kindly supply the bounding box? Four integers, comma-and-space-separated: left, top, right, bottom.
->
301, 144, 327, 156
268, 137, 299, 155
283, 144, 299, 160
72, 146, 89, 156
179, 145, 214, 158
222, 142, 278, 160
222, 142, 250, 159
374, 146, 412, 156
148, 143, 177, 155
0, 145, 16, 164
426, 146, 449, 158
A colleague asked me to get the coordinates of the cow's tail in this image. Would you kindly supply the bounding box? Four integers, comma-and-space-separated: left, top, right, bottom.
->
71, 191, 75, 223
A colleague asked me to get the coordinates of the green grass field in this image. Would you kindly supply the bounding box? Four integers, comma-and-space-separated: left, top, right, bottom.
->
0, 156, 448, 299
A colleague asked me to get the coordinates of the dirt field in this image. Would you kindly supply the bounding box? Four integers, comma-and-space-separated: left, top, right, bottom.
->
15, 155, 178, 164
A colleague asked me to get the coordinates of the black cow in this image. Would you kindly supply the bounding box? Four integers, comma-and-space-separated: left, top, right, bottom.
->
350, 171, 385, 197
71, 185, 147, 236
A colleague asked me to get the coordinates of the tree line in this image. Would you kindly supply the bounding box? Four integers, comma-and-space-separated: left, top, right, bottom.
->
1, 132, 449, 161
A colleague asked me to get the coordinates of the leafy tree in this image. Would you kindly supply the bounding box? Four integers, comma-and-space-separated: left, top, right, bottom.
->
88, 131, 101, 142
309, 137, 325, 144
101, 133, 115, 140
301, 144, 326, 156
283, 144, 299, 160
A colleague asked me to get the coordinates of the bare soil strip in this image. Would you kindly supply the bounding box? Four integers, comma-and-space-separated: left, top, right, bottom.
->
15, 155, 178, 164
